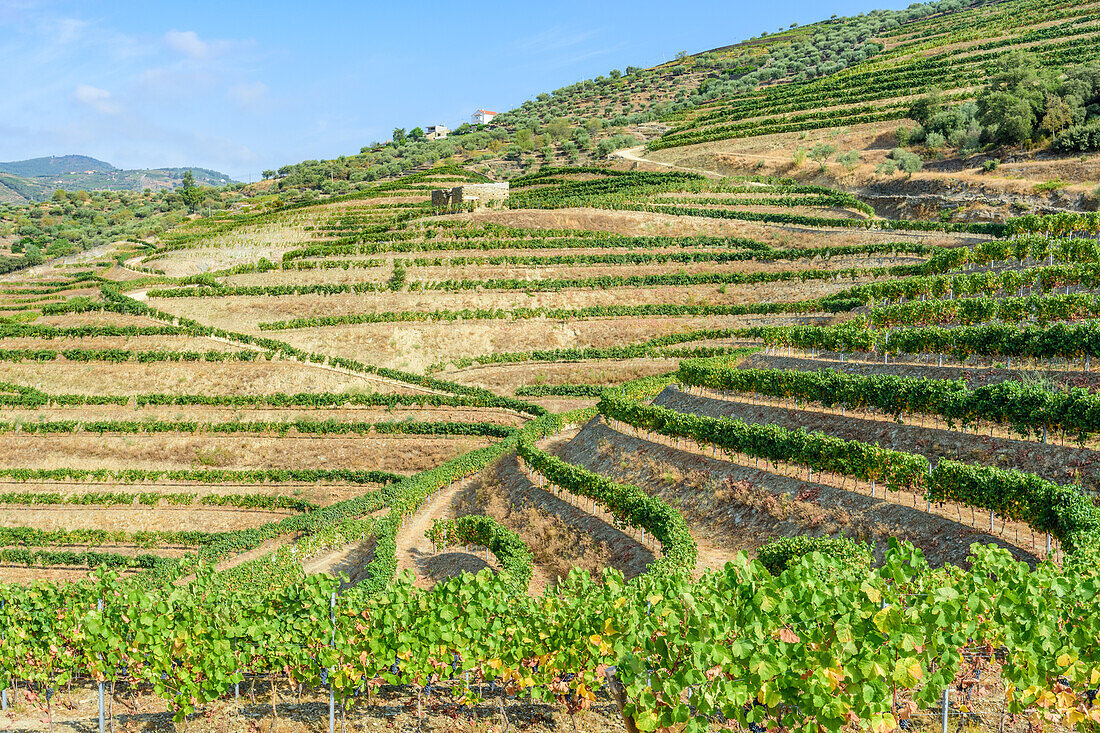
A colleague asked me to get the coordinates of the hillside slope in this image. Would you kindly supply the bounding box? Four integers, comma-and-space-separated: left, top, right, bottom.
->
261, 0, 1097, 228
0, 157, 236, 203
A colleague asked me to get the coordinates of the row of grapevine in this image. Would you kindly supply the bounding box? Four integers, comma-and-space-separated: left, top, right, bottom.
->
414, 263, 919, 292
514, 384, 605, 397
668, 193, 876, 215
426, 336, 757, 373
0, 418, 515, 437
739, 321, 1100, 361
282, 232, 933, 261
1007, 213, 1100, 238
516, 436, 697, 575
868, 292, 1100, 327
0, 348, 265, 363
835, 264, 1100, 306
0, 526, 220, 549
146, 261, 917, 299
0, 548, 160, 569
1, 536, 1096, 732
0, 467, 400, 485
0, 324, 192, 339
925, 235, 1100, 272
406, 247, 851, 268
258, 299, 854, 331
201, 258, 385, 278
128, 391, 508, 410
0, 387, 533, 410
676, 361, 1100, 442
0, 490, 316, 511
598, 392, 1100, 553
426, 516, 533, 594
624, 202, 1006, 236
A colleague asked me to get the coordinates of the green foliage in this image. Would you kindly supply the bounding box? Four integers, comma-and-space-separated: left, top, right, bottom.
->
1053, 118, 1100, 152
3, 541, 1100, 730
1034, 179, 1070, 192
517, 435, 697, 575
869, 292, 1100, 328
889, 148, 924, 175
756, 536, 872, 575
152, 259, 921, 299
677, 360, 1100, 442
260, 298, 857, 332
427, 515, 532, 593
0, 347, 264, 363
594, 133, 641, 158
429, 335, 759, 373
599, 391, 1100, 552
0, 467, 398, 485
741, 320, 1100, 362
514, 384, 606, 397
178, 170, 203, 213
0, 417, 514, 438
809, 143, 837, 169
0, 490, 316, 512
836, 150, 861, 170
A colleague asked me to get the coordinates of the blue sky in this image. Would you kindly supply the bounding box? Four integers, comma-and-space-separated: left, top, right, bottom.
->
1, 0, 914, 181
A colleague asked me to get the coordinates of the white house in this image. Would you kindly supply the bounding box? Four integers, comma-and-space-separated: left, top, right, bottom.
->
472, 109, 498, 125
425, 125, 450, 141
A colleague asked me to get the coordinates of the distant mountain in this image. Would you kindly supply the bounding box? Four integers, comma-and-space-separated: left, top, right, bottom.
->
0, 155, 116, 178
0, 156, 238, 203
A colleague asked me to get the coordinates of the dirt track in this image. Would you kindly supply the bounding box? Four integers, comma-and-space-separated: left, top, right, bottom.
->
393, 477, 497, 588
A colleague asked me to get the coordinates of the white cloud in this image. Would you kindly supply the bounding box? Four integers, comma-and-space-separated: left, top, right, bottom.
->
74, 84, 120, 114
165, 30, 207, 59
227, 81, 268, 109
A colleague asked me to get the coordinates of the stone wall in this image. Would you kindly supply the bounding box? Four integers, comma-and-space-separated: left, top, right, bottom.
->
457, 182, 509, 205
430, 182, 509, 209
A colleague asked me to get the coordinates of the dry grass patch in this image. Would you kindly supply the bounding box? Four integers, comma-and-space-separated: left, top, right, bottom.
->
445, 358, 681, 391
456, 454, 649, 589
36, 312, 167, 328
0, 434, 491, 472
142, 276, 868, 336
0, 360, 403, 395
646, 120, 1100, 205
0, 507, 292, 534
0, 481, 380, 507
463, 205, 983, 246
277, 315, 755, 372
0, 335, 245, 351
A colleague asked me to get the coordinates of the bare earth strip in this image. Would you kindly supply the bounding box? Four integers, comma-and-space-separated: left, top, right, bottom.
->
393, 476, 495, 588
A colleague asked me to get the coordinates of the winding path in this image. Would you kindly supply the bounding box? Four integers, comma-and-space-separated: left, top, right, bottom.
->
394, 477, 490, 588
612, 146, 726, 180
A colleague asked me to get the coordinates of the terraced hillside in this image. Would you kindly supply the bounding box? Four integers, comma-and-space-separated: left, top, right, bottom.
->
255, 0, 1100, 224
3, 155, 1100, 733
639, 0, 1100, 218
3, 0, 1100, 730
